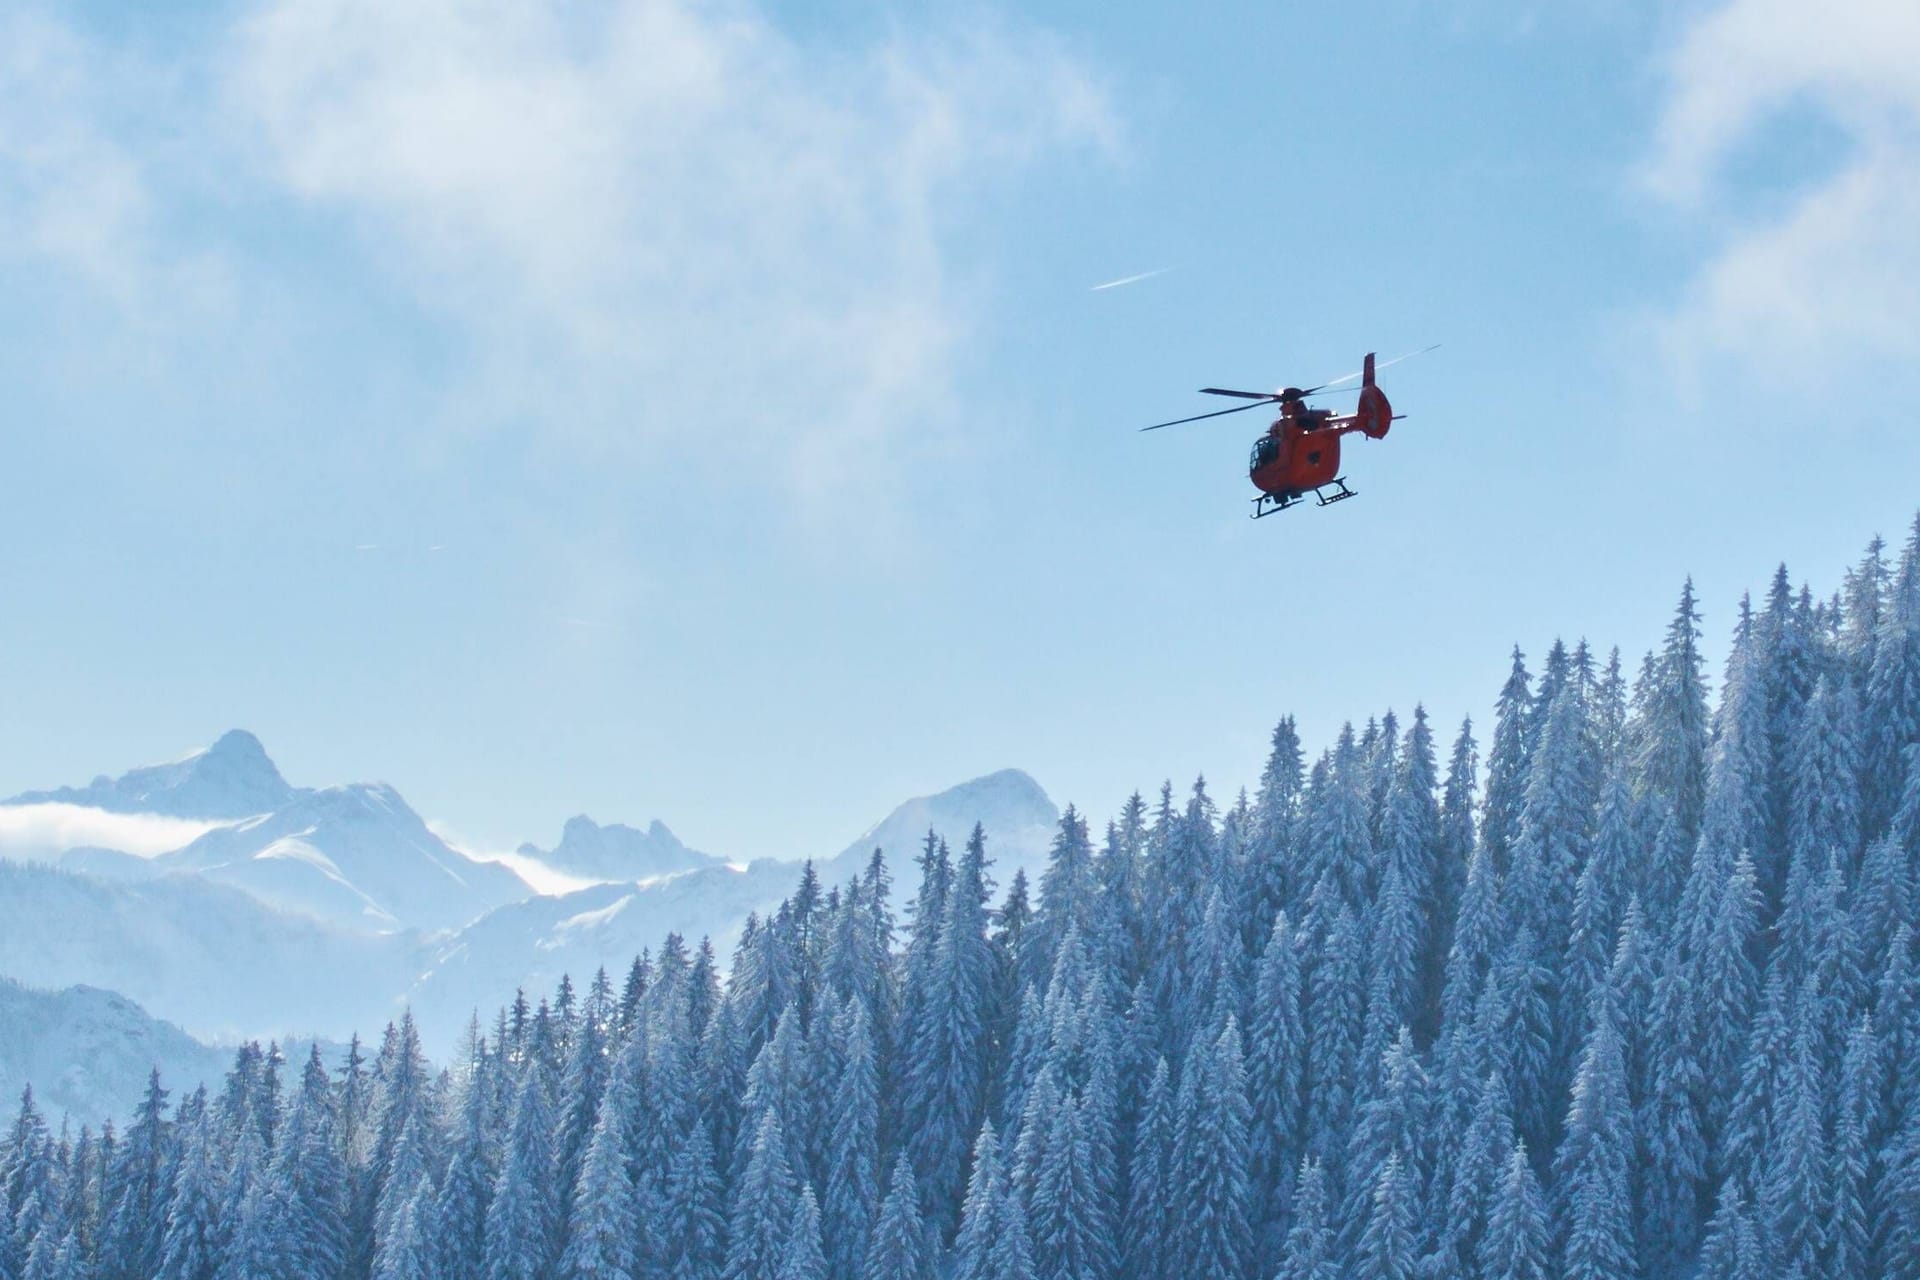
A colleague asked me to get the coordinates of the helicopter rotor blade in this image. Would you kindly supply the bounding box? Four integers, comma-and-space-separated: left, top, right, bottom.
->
1140, 399, 1276, 432
1300, 343, 1441, 396
1198, 388, 1279, 400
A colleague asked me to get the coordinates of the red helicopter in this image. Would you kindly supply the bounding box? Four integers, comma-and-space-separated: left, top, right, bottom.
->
1142, 346, 1435, 518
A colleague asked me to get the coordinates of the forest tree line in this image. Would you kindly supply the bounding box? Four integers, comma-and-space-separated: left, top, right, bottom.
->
4, 517, 1920, 1279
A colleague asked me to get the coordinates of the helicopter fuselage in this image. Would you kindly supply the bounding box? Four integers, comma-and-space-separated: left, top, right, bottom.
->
1248, 406, 1344, 498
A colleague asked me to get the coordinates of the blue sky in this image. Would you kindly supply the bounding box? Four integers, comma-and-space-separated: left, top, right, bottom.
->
4, 0, 1918, 863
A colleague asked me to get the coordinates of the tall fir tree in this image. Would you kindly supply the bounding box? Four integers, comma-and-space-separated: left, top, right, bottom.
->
1275, 1159, 1339, 1280
725, 1110, 799, 1280
1474, 1141, 1546, 1280
904, 825, 995, 1235
1551, 1005, 1636, 1280
863, 1157, 932, 1280
777, 1186, 828, 1280
1169, 1018, 1252, 1280
482, 1065, 558, 1280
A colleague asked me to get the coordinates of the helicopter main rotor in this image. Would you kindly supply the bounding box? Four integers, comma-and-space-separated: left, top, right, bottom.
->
1140, 344, 1438, 432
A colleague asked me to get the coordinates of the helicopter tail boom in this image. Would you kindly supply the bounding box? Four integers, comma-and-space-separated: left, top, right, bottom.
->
1354, 351, 1393, 439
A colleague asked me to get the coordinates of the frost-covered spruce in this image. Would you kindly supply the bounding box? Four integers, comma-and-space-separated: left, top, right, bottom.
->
863, 1156, 932, 1280
1474, 1140, 1546, 1280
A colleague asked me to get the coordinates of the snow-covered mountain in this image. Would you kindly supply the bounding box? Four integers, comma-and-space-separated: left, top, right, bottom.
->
516, 815, 723, 883
154, 783, 530, 935
0, 862, 420, 1048
4, 729, 300, 819
406, 768, 1059, 1052
825, 767, 1058, 889
0, 734, 1059, 1059
0, 979, 236, 1128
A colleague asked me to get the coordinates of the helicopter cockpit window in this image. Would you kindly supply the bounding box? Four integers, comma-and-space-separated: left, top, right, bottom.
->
1250, 436, 1279, 470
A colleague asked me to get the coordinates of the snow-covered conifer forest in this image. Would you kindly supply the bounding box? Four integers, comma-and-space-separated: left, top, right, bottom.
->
6, 517, 1920, 1280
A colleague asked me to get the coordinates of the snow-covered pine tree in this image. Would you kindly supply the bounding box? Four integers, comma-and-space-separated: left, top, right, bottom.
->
1303, 900, 1365, 1167
821, 996, 880, 1279
1029, 1087, 1107, 1280
1034, 805, 1097, 990
1275, 1158, 1339, 1280
1343, 1027, 1427, 1250
951, 1120, 1006, 1280
558, 1051, 644, 1280
1169, 1017, 1251, 1280
96, 1070, 170, 1280
725, 1109, 798, 1280
1248, 912, 1307, 1272
156, 1098, 222, 1280
1473, 1141, 1546, 1280
481, 1064, 558, 1280
863, 1157, 932, 1280
664, 1119, 725, 1280
1551, 1003, 1636, 1280
1694, 1183, 1764, 1280
1865, 518, 1920, 837
1249, 718, 1306, 942
1637, 947, 1706, 1273
1757, 1014, 1827, 1279
1481, 649, 1534, 878
777, 1185, 828, 1280
1355, 1150, 1416, 1280
371, 1172, 434, 1280
903, 825, 995, 1236
1630, 580, 1710, 853
1119, 1056, 1172, 1280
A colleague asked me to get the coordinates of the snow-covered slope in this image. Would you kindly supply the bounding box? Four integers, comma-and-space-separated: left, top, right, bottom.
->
155, 783, 531, 934
0, 862, 420, 1048
408, 864, 786, 1050
0, 979, 235, 1128
516, 815, 723, 883
4, 729, 300, 819
406, 769, 1059, 1052
0, 740, 1058, 1060
825, 767, 1059, 890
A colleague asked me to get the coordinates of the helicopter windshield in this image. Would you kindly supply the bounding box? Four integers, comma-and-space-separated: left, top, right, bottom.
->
1250, 436, 1279, 471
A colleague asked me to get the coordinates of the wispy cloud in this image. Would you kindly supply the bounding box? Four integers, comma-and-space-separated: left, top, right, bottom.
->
220, 0, 1118, 505
0, 803, 226, 860
425, 819, 600, 897
2, 1, 1117, 523
1645, 0, 1920, 384
0, 11, 231, 327
1090, 267, 1170, 292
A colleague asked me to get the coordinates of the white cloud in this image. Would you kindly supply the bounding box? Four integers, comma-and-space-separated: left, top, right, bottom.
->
220, 0, 1117, 499
1647, 0, 1920, 381
0, 11, 231, 326
424, 818, 601, 896
0, 13, 154, 305
1, 1, 1114, 515
0, 803, 226, 861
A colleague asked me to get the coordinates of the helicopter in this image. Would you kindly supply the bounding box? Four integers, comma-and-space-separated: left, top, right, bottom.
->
1142, 346, 1435, 518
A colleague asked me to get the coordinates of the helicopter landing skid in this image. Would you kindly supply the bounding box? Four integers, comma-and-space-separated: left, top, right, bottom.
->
1251, 479, 1356, 519
1315, 478, 1357, 506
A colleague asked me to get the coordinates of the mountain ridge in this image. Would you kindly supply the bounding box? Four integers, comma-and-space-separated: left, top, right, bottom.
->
4, 729, 301, 820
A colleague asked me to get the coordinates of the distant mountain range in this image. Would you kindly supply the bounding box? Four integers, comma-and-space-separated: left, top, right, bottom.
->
155, 783, 531, 934
0, 979, 239, 1129
516, 814, 724, 883
0, 977, 346, 1130
0, 731, 1059, 1064
7, 729, 301, 819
